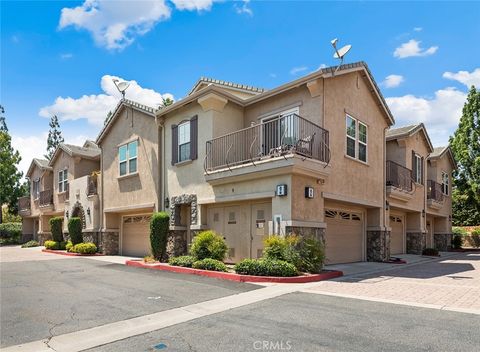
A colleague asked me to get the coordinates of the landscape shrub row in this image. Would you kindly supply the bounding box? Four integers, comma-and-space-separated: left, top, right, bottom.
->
0, 223, 22, 245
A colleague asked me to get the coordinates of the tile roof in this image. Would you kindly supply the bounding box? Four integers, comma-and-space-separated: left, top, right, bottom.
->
386, 124, 420, 138
188, 77, 266, 96
61, 143, 100, 159
33, 158, 50, 168
429, 146, 449, 158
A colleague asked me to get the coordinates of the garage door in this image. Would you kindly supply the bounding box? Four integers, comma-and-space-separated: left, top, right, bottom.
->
325, 209, 363, 264
122, 215, 151, 257
390, 216, 404, 255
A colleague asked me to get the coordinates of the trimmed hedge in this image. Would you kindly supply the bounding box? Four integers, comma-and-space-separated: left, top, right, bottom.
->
452, 227, 468, 236
452, 235, 463, 249
422, 248, 439, 256
21, 240, 39, 248
189, 230, 228, 261
0, 222, 22, 239
168, 255, 196, 267
66, 241, 73, 252
49, 217, 64, 242
192, 258, 228, 272
150, 212, 169, 261
44, 240, 66, 250
234, 259, 298, 277
68, 217, 83, 245
70, 242, 97, 254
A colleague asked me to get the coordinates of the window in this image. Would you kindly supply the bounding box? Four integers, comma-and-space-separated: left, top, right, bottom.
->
119, 140, 138, 176
413, 153, 422, 184
442, 172, 449, 195
32, 179, 40, 199
178, 121, 191, 163
58, 169, 68, 193
345, 115, 367, 162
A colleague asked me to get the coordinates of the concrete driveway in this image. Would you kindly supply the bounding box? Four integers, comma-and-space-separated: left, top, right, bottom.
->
305, 252, 480, 314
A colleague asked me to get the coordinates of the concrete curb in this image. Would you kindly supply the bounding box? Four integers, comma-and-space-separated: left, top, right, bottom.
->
42, 249, 104, 257
126, 260, 343, 283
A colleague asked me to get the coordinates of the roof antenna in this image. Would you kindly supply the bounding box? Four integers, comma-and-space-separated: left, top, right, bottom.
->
331, 38, 352, 75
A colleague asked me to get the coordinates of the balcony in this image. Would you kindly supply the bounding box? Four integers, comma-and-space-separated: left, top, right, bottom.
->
18, 196, 31, 215
386, 160, 413, 202
39, 189, 54, 207
204, 114, 330, 181
427, 180, 444, 209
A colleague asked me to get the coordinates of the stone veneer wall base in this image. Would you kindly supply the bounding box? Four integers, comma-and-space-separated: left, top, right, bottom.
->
367, 230, 390, 262
101, 232, 119, 255
166, 230, 188, 258
434, 233, 452, 251
37, 232, 52, 245
406, 232, 426, 254
285, 226, 325, 243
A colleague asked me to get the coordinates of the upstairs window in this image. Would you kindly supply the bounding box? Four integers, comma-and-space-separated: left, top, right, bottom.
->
32, 179, 40, 199
119, 140, 138, 176
412, 152, 423, 184
442, 171, 449, 195
58, 169, 68, 193
172, 116, 198, 165
345, 115, 368, 162
178, 121, 191, 163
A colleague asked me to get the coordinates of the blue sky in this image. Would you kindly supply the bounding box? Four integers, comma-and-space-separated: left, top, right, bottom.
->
2, 0, 479, 175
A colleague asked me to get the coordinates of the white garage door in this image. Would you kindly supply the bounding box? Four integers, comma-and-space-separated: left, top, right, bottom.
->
325, 209, 364, 264
122, 214, 151, 257
390, 216, 404, 255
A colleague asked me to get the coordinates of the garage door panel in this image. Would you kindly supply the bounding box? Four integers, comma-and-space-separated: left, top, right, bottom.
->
325, 209, 363, 264
122, 215, 151, 257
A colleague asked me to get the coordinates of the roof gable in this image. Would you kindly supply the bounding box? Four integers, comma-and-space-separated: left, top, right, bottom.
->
48, 142, 101, 166
428, 146, 457, 168
26, 158, 51, 178
386, 123, 434, 153
188, 77, 265, 97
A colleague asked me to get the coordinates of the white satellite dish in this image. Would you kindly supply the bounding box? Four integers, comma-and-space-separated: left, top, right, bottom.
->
112, 79, 130, 99
330, 38, 352, 74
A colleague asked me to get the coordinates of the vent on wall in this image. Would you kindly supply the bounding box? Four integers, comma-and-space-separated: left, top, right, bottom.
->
325, 209, 361, 221
390, 216, 402, 223
228, 248, 235, 258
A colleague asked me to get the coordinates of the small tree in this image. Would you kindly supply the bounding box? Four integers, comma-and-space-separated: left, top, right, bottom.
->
45, 115, 64, 160
150, 212, 169, 261
68, 217, 83, 245
49, 217, 64, 242
160, 97, 174, 108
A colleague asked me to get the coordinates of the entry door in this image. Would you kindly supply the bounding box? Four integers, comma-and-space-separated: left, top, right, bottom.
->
426, 221, 433, 248
250, 203, 272, 259
390, 216, 404, 255
223, 205, 249, 263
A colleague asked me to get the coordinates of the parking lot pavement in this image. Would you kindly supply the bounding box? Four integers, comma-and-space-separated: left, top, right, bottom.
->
304, 252, 480, 313
0, 245, 71, 263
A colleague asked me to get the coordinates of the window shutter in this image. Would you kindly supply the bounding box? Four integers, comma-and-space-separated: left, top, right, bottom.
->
411, 150, 416, 181
421, 156, 424, 185
190, 115, 198, 160
172, 124, 178, 165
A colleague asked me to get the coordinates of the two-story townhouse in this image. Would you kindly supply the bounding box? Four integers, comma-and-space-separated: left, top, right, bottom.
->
426, 146, 456, 250
96, 99, 160, 256
156, 61, 395, 264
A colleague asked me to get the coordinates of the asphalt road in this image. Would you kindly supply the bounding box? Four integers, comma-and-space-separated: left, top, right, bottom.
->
0, 257, 258, 348
86, 292, 480, 352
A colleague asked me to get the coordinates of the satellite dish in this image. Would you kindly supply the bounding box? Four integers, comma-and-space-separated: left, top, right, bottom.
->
330, 38, 352, 74
112, 78, 130, 99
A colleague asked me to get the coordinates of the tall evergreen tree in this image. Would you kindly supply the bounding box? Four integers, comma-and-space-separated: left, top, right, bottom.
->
44, 115, 64, 160
449, 85, 480, 225
0, 106, 24, 223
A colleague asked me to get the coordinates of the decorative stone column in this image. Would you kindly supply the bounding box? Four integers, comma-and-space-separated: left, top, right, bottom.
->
434, 233, 452, 251
367, 230, 390, 262
37, 232, 52, 245
101, 231, 119, 255
406, 232, 426, 254
285, 226, 325, 243
166, 230, 188, 258
169, 194, 198, 226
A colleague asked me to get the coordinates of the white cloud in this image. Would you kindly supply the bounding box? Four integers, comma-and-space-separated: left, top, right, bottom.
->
60, 53, 73, 59
290, 66, 308, 75
59, 0, 172, 50
382, 74, 404, 88
443, 68, 480, 88
413, 27, 423, 32
386, 87, 466, 146
393, 39, 438, 59
39, 75, 174, 126
234, 0, 253, 16
171, 0, 217, 11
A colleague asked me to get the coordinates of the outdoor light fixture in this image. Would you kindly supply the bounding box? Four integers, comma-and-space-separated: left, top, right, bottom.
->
87, 208, 91, 216
112, 78, 130, 99
422, 209, 426, 217
385, 200, 390, 210
66, 210, 69, 219
165, 197, 170, 209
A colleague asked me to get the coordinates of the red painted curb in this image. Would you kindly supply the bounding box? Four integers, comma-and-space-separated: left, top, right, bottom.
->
42, 249, 104, 256
125, 260, 343, 283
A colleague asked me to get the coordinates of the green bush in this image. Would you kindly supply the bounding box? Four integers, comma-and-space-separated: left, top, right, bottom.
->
296, 238, 325, 274
192, 258, 228, 272
452, 235, 463, 249
21, 240, 39, 248
234, 259, 298, 277
150, 212, 169, 261
70, 242, 97, 254
0, 222, 22, 239
168, 255, 196, 267
189, 230, 228, 261
422, 248, 439, 256
65, 241, 73, 252
44, 240, 66, 250
452, 227, 468, 236
263, 235, 298, 262
68, 217, 83, 245
468, 229, 480, 248
49, 217, 64, 242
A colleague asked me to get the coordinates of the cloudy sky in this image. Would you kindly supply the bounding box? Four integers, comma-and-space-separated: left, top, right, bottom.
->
2, 0, 479, 176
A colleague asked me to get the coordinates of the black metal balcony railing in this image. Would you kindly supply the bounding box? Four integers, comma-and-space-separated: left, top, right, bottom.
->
87, 175, 98, 195
386, 160, 413, 192
204, 114, 330, 172
39, 189, 53, 206
427, 180, 444, 202
18, 196, 31, 211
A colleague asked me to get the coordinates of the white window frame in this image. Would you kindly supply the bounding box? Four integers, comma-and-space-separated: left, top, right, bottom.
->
442, 171, 449, 196
413, 153, 422, 184
345, 114, 368, 163
119, 140, 138, 177
32, 179, 40, 200
58, 169, 68, 193
178, 121, 191, 163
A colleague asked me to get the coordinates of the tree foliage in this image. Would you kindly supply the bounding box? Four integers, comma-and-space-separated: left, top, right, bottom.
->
160, 97, 174, 108
45, 115, 64, 160
449, 86, 480, 225
0, 106, 24, 224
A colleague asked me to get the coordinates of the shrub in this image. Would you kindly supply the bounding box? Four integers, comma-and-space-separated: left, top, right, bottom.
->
68, 217, 83, 245
49, 217, 64, 242
70, 242, 97, 254
21, 240, 39, 248
144, 255, 157, 263
44, 240, 66, 250
192, 258, 228, 272
452, 235, 463, 249
422, 248, 439, 256
234, 259, 298, 277
169, 255, 196, 267
65, 241, 73, 252
263, 235, 298, 262
452, 227, 468, 236
470, 230, 480, 248
189, 230, 228, 261
150, 212, 169, 261
296, 238, 325, 274
0, 223, 22, 239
